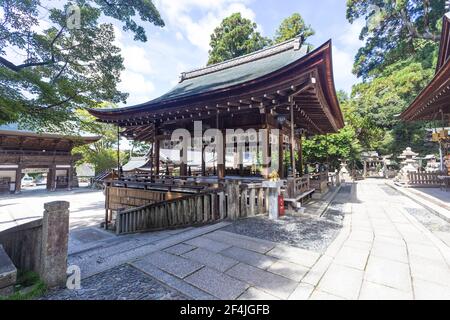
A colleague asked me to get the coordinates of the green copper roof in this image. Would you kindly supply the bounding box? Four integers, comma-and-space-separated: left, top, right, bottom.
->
151, 42, 307, 103
151, 42, 309, 103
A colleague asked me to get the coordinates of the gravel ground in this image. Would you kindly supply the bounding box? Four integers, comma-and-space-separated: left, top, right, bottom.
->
404, 207, 450, 234
379, 183, 450, 245
41, 264, 186, 300
222, 186, 352, 253
222, 215, 342, 253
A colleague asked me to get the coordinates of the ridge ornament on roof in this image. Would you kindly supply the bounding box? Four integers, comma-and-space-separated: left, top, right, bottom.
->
179, 37, 306, 82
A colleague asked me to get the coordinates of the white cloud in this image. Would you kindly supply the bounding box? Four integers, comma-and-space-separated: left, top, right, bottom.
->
113, 26, 153, 74
121, 46, 153, 74
338, 19, 365, 50
118, 70, 155, 105
154, 0, 257, 51
175, 32, 184, 41
332, 45, 359, 93
331, 19, 365, 93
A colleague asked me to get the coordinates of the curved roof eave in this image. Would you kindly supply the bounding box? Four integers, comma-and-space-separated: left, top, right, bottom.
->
88, 39, 343, 130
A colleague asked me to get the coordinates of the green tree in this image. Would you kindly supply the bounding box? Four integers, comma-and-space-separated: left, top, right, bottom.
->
346, 0, 445, 78
207, 13, 271, 65
0, 0, 164, 130
273, 13, 314, 44
73, 106, 128, 174
302, 92, 363, 169
345, 1, 444, 157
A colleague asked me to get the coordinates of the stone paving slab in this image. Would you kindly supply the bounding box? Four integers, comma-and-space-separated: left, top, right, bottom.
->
309, 290, 344, 300
42, 264, 186, 300
413, 278, 450, 300
70, 222, 230, 279
333, 245, 370, 270
266, 260, 309, 282
134, 251, 203, 279
371, 240, 408, 263
132, 261, 215, 300
409, 254, 450, 287
164, 243, 196, 256
185, 236, 232, 253
182, 248, 239, 272
288, 283, 315, 300
359, 280, 413, 300
238, 287, 280, 300
316, 263, 364, 300
301, 255, 333, 286
226, 263, 298, 299
364, 250, 413, 293
204, 230, 275, 254
220, 246, 277, 270
266, 244, 320, 268
185, 267, 249, 300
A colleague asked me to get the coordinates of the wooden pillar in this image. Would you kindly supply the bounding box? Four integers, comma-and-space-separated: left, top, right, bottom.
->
154, 139, 160, 176
201, 145, 206, 176
217, 112, 225, 179
14, 165, 22, 194
50, 164, 56, 191
217, 132, 225, 179
238, 143, 244, 176
149, 141, 154, 177
67, 164, 73, 191
289, 104, 296, 177
180, 147, 187, 176
261, 113, 271, 179
363, 160, 367, 177
298, 135, 303, 175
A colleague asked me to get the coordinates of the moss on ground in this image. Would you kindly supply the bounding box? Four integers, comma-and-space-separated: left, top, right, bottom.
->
0, 270, 47, 300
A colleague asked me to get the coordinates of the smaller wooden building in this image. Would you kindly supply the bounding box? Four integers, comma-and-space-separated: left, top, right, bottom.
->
0, 125, 100, 193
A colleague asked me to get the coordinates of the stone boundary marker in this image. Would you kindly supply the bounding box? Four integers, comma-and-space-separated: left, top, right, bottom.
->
0, 201, 70, 289
40, 201, 70, 287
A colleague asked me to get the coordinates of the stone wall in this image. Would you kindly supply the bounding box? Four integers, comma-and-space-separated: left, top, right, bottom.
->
0, 219, 43, 273
0, 201, 70, 288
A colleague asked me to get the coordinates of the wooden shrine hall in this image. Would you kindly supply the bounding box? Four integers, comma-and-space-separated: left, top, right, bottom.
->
401, 13, 450, 123
89, 37, 345, 233
0, 125, 100, 193
90, 38, 344, 178
401, 13, 450, 185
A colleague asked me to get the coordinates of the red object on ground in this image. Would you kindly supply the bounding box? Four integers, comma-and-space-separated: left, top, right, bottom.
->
278, 194, 285, 217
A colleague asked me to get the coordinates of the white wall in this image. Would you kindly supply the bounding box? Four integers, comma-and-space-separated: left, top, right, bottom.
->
0, 170, 16, 182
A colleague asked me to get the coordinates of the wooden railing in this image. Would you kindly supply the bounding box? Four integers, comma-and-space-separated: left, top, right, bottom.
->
286, 175, 310, 198
407, 172, 442, 187
116, 189, 226, 234
114, 181, 269, 235
235, 183, 267, 218
309, 171, 329, 193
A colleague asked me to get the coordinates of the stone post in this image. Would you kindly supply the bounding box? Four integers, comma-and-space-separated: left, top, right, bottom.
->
262, 180, 283, 220
40, 201, 70, 288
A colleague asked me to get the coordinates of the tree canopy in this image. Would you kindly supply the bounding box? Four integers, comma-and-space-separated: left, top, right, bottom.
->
0, 0, 164, 131
207, 13, 270, 65
208, 12, 315, 65
347, 0, 445, 78
73, 105, 128, 174
345, 0, 444, 158
273, 13, 314, 44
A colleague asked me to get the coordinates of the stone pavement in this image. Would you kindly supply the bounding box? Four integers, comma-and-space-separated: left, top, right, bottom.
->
0, 188, 105, 232
299, 179, 450, 300
41, 179, 450, 300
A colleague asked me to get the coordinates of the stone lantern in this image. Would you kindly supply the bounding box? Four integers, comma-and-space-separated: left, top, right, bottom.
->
395, 147, 419, 184
339, 160, 351, 182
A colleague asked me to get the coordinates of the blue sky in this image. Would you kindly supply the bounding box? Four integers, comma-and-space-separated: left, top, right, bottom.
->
111, 0, 364, 106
